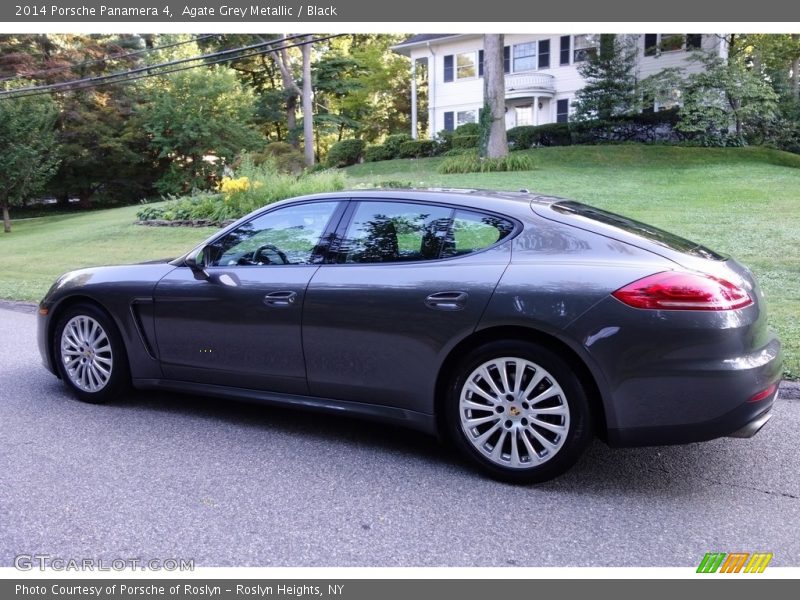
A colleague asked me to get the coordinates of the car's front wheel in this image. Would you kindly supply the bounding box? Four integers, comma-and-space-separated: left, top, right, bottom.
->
53, 303, 130, 403
445, 341, 592, 484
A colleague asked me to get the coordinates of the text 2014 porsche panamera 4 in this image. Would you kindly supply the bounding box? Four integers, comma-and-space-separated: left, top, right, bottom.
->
38, 190, 782, 483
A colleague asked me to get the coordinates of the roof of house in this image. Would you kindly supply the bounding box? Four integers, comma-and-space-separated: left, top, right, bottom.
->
392, 34, 466, 55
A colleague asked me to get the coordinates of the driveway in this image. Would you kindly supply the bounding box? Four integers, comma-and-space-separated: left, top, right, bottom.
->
1, 306, 798, 567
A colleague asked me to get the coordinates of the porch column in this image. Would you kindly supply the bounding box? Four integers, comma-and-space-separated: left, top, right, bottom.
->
411, 58, 418, 139
532, 95, 539, 126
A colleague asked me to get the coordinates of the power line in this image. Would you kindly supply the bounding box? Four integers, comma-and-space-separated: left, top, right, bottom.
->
0, 34, 220, 83
0, 35, 342, 100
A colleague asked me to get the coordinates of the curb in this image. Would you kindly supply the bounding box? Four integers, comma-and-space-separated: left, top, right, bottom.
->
2, 299, 798, 398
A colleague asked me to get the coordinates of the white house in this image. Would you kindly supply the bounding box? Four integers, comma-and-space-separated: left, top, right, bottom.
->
392, 33, 729, 138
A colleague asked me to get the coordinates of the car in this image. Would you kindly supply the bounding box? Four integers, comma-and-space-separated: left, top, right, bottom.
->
37, 189, 782, 483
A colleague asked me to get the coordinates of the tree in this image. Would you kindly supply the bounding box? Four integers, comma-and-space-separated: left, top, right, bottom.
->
480, 34, 507, 159
677, 55, 778, 144
301, 35, 314, 167
135, 67, 264, 194
572, 34, 639, 121
0, 93, 60, 233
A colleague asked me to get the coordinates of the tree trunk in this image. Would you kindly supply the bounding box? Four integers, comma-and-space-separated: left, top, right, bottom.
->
301, 35, 315, 168
2, 202, 11, 234
263, 35, 302, 149
482, 34, 508, 159
792, 34, 799, 101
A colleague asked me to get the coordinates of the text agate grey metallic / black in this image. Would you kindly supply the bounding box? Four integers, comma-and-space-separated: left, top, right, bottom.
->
37, 189, 782, 483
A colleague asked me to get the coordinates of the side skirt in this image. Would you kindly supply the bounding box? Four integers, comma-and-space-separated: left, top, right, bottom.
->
132, 378, 438, 435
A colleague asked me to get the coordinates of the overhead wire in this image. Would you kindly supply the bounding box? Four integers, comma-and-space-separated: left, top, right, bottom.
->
0, 34, 339, 100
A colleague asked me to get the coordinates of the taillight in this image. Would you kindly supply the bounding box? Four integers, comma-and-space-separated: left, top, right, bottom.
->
612, 272, 753, 311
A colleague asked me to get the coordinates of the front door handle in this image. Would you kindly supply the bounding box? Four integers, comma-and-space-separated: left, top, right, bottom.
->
425, 291, 468, 311
264, 290, 297, 307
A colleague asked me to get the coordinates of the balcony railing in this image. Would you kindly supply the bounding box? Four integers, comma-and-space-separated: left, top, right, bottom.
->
505, 72, 556, 97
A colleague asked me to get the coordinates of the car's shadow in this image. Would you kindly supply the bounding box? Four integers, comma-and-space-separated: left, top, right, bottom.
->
71, 385, 755, 496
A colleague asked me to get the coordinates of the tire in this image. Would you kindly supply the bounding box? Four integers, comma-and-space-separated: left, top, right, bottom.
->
53, 302, 130, 404
444, 340, 592, 484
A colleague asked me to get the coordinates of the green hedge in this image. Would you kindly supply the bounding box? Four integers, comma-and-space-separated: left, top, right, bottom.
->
397, 139, 439, 158
326, 138, 365, 168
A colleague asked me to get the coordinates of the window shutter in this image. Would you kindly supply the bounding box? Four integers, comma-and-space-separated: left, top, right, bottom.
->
686, 34, 702, 50
559, 36, 570, 65
443, 55, 454, 82
644, 34, 658, 56
478, 49, 484, 77
444, 111, 454, 132
503, 46, 510, 73
538, 39, 550, 69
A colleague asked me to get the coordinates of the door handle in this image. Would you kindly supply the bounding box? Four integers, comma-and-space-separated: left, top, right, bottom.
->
263, 290, 297, 307
425, 291, 468, 311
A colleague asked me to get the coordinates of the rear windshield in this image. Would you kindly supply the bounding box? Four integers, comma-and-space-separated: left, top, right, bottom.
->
551, 201, 725, 260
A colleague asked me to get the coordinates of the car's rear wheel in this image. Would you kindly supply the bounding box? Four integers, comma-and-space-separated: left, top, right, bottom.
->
54, 303, 129, 403
445, 341, 592, 484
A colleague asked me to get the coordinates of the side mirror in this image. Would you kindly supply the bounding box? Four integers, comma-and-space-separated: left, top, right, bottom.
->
185, 248, 209, 281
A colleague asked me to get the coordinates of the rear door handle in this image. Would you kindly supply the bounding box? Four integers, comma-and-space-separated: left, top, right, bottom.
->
264, 290, 297, 307
425, 291, 468, 311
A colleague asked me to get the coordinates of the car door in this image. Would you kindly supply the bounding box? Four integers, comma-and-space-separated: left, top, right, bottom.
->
153, 200, 344, 394
302, 199, 516, 413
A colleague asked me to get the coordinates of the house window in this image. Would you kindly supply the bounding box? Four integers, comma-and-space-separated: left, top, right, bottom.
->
515, 105, 533, 126
644, 34, 701, 57
513, 43, 537, 72
556, 99, 569, 123
686, 34, 703, 50
573, 34, 600, 62
456, 110, 478, 127
478, 46, 511, 76
444, 55, 454, 82
538, 39, 550, 69
560, 36, 571, 65
656, 88, 682, 111
456, 52, 477, 79
444, 111, 454, 131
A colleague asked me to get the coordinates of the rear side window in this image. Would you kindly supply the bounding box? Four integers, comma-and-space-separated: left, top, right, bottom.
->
551, 200, 724, 260
337, 201, 515, 264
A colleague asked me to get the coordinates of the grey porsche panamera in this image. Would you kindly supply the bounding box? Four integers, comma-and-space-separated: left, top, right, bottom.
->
37, 189, 782, 483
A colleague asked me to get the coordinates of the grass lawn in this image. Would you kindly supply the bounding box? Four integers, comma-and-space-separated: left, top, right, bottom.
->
1, 145, 798, 378
1, 204, 215, 303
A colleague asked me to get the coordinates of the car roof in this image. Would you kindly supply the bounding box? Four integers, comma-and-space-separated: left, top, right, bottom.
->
284, 188, 563, 216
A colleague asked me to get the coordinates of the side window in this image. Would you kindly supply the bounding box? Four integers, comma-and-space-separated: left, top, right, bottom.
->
338, 201, 453, 264
209, 201, 338, 267
337, 202, 515, 264
442, 210, 516, 258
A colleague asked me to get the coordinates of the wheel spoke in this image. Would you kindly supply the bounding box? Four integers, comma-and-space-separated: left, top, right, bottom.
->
509, 430, 522, 467
519, 430, 542, 464
528, 385, 560, 406
491, 430, 507, 461
497, 360, 512, 395
473, 422, 502, 446
520, 369, 545, 400
465, 382, 499, 405
530, 417, 566, 434
529, 425, 558, 450
477, 366, 504, 398
464, 413, 500, 428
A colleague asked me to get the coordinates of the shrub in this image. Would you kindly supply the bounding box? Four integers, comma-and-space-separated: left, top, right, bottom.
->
138, 157, 347, 223
452, 134, 479, 149
397, 139, 439, 158
364, 144, 394, 163
326, 139, 365, 168
435, 129, 455, 153
382, 133, 413, 158
454, 122, 481, 136
507, 123, 573, 149
437, 151, 535, 174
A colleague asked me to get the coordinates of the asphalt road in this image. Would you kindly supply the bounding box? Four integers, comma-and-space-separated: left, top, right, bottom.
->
1, 306, 798, 567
